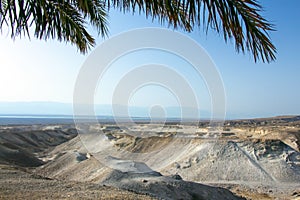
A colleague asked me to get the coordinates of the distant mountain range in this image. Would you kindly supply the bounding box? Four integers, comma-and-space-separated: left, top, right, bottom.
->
1, 101, 293, 120
0, 101, 211, 119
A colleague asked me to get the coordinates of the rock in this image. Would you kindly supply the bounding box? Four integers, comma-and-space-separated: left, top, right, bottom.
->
170, 174, 182, 180
174, 162, 180, 169
86, 153, 91, 159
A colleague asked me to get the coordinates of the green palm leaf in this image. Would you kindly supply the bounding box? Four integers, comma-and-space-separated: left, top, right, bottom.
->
107, 0, 276, 63
0, 0, 276, 62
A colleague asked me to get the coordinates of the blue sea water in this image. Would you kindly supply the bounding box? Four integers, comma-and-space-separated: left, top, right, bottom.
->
0, 115, 159, 125
0, 115, 76, 125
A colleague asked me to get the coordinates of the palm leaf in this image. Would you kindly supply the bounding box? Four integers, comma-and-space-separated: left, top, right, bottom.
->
0, 0, 276, 62
0, 0, 108, 53
107, 0, 276, 63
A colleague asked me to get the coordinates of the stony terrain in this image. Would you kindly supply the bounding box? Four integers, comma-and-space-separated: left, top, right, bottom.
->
0, 116, 300, 199
0, 164, 155, 200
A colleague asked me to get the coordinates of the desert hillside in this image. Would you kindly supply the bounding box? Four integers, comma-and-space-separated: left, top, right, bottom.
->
1, 116, 300, 199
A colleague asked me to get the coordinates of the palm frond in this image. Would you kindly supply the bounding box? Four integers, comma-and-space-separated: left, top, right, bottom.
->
72, 0, 108, 37
107, 0, 193, 31
0, 0, 108, 54
196, 0, 276, 62
0, 0, 276, 62
107, 0, 276, 63
29, 0, 95, 53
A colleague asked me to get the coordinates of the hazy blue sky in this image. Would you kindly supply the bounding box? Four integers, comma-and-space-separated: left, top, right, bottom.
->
0, 1, 299, 118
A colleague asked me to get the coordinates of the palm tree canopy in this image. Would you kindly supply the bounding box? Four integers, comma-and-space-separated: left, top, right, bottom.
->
0, 0, 276, 62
